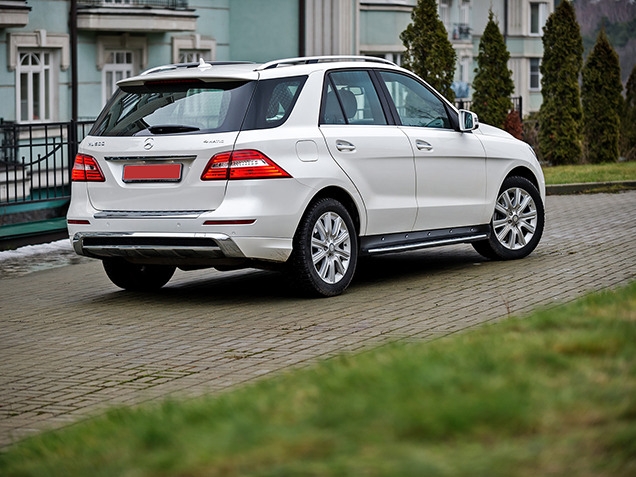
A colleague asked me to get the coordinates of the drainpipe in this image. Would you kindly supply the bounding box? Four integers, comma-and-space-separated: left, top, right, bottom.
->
69, 0, 78, 122
503, 0, 508, 42
298, 0, 306, 56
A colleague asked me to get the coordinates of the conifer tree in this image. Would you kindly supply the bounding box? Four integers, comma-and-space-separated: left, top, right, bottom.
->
539, 0, 584, 165
472, 10, 515, 128
620, 65, 636, 161
582, 29, 623, 163
400, 0, 456, 101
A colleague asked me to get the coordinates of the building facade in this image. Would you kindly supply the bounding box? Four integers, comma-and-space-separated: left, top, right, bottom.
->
0, 0, 553, 125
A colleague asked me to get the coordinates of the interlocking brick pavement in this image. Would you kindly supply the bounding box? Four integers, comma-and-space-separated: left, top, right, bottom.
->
1, 191, 635, 448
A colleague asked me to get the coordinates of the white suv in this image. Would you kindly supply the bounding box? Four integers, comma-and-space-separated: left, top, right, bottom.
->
68, 56, 545, 297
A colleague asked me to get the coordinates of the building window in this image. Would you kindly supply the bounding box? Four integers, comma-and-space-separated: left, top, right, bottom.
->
529, 58, 541, 90
103, 50, 134, 105
439, 0, 450, 34
530, 2, 547, 36
178, 50, 209, 63
364, 52, 403, 66
460, 0, 470, 25
172, 35, 216, 64
16, 51, 56, 122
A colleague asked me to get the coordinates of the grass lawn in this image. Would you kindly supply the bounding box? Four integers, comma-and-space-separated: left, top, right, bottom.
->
543, 161, 636, 185
1, 282, 635, 476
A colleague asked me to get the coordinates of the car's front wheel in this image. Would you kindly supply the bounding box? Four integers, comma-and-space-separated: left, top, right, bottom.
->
472, 176, 544, 260
103, 258, 176, 291
289, 198, 358, 297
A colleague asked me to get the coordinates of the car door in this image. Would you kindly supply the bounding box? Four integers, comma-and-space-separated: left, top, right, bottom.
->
319, 70, 417, 236
377, 70, 489, 231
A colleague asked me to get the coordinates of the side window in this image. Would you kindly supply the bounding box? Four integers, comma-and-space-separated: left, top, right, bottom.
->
243, 76, 307, 130
379, 71, 451, 129
321, 70, 387, 126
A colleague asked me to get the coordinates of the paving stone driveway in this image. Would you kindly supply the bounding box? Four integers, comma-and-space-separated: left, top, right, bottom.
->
1, 191, 635, 448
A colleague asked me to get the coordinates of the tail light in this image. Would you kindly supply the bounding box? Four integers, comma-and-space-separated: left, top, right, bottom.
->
201, 150, 291, 181
72, 154, 105, 182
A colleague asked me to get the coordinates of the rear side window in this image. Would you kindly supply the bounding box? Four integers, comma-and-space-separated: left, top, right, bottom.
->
90, 80, 255, 136
242, 76, 307, 130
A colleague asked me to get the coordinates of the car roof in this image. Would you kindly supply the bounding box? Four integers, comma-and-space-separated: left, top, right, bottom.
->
117, 56, 403, 87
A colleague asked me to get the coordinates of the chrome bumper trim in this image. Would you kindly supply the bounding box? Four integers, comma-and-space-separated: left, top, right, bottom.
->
93, 210, 208, 219
72, 232, 245, 260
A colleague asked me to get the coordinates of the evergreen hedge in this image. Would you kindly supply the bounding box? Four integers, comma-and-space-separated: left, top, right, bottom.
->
582, 29, 623, 164
472, 10, 514, 128
621, 65, 636, 161
400, 0, 456, 102
539, 0, 584, 165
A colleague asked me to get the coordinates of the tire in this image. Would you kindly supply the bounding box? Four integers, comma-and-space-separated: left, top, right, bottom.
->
289, 198, 358, 297
103, 258, 175, 291
472, 176, 544, 260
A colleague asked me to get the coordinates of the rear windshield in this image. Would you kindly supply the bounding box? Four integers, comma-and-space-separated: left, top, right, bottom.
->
90, 80, 256, 136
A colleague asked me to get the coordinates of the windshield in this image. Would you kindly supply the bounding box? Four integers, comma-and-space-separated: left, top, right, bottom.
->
90, 80, 256, 136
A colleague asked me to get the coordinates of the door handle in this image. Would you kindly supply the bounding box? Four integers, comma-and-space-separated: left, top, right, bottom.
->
336, 140, 356, 152
416, 139, 433, 151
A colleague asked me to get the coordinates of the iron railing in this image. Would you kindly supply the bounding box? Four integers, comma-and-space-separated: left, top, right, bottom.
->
78, 0, 189, 8
1, 120, 93, 206
455, 96, 523, 121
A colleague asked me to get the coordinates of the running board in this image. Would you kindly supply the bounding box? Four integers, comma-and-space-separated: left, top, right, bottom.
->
360, 225, 490, 256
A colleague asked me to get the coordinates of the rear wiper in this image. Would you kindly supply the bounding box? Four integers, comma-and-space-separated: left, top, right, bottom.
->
148, 125, 200, 134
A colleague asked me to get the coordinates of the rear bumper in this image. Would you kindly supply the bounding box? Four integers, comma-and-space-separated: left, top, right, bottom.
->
72, 231, 244, 262
71, 231, 294, 271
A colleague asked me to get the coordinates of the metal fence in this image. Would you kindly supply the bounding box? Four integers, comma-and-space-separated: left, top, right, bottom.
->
78, 0, 189, 8
1, 120, 93, 207
455, 96, 523, 120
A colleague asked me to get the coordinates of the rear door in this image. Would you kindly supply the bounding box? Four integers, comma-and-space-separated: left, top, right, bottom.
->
319, 70, 417, 235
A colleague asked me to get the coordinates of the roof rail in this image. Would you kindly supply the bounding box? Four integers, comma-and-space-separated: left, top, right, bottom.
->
141, 60, 254, 76
256, 55, 397, 71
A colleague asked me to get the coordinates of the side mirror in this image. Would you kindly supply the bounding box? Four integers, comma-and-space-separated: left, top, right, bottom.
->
458, 110, 479, 132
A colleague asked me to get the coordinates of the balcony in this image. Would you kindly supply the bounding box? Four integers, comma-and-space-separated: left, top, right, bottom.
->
0, 0, 31, 27
77, 0, 197, 32
451, 23, 471, 42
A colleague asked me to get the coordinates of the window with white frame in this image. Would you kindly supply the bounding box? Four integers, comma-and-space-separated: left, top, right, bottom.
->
103, 50, 134, 105
178, 50, 209, 63
364, 52, 403, 66
172, 35, 216, 64
16, 50, 57, 122
530, 2, 547, 36
460, 0, 470, 25
439, 0, 450, 34
459, 56, 471, 83
529, 58, 541, 90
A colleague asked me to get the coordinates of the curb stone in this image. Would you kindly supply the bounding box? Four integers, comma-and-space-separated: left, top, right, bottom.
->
546, 180, 636, 195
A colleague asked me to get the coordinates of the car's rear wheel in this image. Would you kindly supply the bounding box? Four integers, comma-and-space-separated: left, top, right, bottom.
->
472, 176, 544, 260
289, 198, 358, 297
103, 258, 176, 291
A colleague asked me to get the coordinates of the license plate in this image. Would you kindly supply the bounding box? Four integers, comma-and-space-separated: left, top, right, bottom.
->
123, 163, 182, 183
